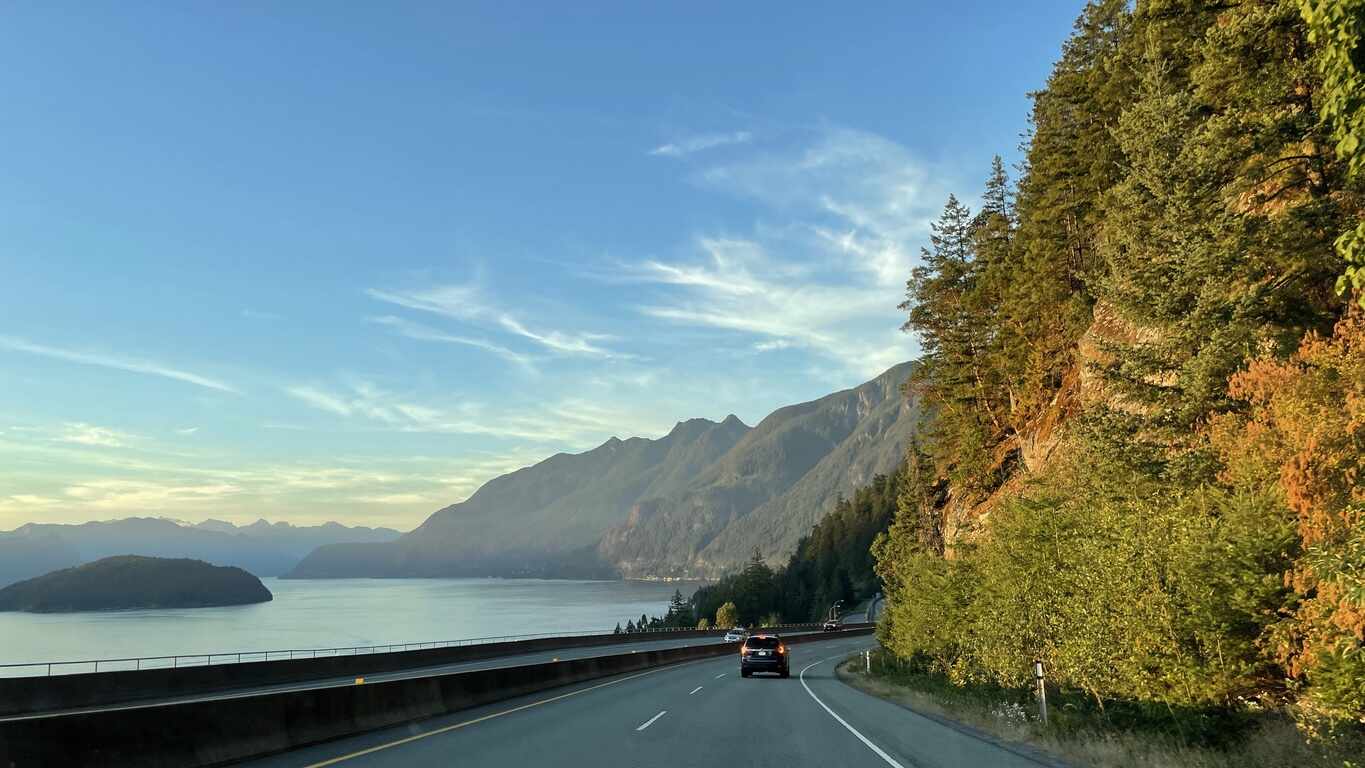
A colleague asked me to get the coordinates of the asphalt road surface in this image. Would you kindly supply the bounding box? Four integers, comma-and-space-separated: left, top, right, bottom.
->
245, 633, 1051, 768
2, 631, 841, 723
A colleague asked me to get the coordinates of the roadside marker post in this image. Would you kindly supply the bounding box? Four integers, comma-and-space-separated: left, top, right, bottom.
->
1033, 660, 1047, 726
865, 650, 871, 674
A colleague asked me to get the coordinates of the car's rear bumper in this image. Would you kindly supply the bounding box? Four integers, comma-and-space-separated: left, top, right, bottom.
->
741, 657, 788, 672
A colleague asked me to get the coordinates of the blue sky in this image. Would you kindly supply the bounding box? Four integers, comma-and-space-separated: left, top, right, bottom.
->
0, 1, 1081, 530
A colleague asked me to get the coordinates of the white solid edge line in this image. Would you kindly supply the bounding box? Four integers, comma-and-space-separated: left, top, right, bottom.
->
715, 673, 726, 679
636, 710, 667, 731
689, 686, 703, 695
799, 654, 907, 768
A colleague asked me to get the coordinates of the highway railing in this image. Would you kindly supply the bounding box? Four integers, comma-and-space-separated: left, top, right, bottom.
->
0, 623, 825, 678
2, 625, 877, 767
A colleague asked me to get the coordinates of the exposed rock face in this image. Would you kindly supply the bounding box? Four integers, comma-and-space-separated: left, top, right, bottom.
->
938, 309, 1114, 555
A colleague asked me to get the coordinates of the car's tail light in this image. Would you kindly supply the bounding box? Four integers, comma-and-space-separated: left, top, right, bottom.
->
777, 644, 786, 655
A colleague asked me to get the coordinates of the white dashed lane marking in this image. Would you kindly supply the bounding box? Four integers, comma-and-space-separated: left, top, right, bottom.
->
636, 710, 667, 732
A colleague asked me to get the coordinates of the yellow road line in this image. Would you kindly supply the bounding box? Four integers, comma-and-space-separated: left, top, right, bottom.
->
302, 661, 700, 767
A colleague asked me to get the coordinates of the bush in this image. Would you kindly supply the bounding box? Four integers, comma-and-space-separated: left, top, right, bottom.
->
715, 601, 738, 628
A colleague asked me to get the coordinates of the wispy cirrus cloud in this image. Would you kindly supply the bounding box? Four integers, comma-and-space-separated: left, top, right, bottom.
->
624, 127, 943, 378
650, 131, 753, 158
56, 422, 133, 448
62, 479, 243, 510
367, 284, 634, 360
0, 335, 238, 393
283, 378, 671, 446
368, 315, 537, 371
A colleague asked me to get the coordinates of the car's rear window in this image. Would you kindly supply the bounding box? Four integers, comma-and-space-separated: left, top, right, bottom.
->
745, 636, 780, 649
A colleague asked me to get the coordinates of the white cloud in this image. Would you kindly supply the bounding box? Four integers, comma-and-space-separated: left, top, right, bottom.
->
631, 236, 908, 378
351, 492, 430, 505
240, 308, 281, 321
0, 431, 556, 529
625, 127, 938, 378
283, 377, 672, 446
650, 131, 753, 158
0, 335, 238, 393
175, 427, 199, 435
285, 385, 358, 418
61, 479, 243, 510
367, 284, 634, 360
368, 315, 537, 370
56, 422, 131, 448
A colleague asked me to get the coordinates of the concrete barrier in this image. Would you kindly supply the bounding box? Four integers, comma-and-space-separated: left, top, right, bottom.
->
0, 623, 830, 716
0, 627, 873, 768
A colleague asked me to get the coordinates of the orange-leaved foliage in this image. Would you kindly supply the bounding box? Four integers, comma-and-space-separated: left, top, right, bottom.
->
1208, 308, 1365, 721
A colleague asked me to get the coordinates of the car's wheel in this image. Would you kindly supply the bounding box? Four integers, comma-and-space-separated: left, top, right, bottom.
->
741, 669, 751, 678
780, 668, 790, 678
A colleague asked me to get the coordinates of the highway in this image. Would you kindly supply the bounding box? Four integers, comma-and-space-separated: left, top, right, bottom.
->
245, 630, 1052, 768
0, 629, 828, 723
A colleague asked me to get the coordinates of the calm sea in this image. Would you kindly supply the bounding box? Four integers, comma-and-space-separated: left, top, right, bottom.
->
0, 578, 703, 675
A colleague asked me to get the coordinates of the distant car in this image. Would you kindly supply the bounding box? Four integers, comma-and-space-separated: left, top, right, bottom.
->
822, 620, 840, 632
723, 628, 746, 642
740, 633, 789, 678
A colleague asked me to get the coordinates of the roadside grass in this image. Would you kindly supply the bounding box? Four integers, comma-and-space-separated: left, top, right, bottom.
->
836, 650, 1363, 768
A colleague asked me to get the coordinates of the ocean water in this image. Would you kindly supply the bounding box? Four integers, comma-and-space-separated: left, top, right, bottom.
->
0, 578, 702, 676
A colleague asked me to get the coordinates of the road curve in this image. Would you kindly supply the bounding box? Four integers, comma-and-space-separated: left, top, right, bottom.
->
0, 632, 825, 724
244, 634, 1050, 768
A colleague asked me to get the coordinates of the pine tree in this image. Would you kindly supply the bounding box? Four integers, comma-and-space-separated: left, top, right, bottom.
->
1002, 0, 1135, 421
1300, 0, 1365, 305
1094, 0, 1349, 480
902, 194, 1005, 491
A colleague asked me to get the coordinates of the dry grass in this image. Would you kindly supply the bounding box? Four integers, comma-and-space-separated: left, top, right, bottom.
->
836, 658, 1358, 768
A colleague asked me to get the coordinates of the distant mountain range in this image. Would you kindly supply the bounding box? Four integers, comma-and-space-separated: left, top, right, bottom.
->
290, 361, 918, 580
0, 518, 401, 587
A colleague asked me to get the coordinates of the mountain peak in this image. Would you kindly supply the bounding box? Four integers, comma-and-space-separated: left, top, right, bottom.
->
289, 360, 917, 580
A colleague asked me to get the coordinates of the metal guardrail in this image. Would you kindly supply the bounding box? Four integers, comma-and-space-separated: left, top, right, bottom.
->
0, 623, 824, 678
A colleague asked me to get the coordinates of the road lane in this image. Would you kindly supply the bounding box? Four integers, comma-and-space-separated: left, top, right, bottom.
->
1, 632, 823, 723
247, 635, 877, 768
244, 633, 1047, 768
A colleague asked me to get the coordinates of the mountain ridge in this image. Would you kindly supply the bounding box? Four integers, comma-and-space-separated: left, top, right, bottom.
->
289, 362, 918, 579
0, 517, 401, 586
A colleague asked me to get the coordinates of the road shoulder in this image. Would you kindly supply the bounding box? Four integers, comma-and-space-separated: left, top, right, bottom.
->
833, 657, 1071, 768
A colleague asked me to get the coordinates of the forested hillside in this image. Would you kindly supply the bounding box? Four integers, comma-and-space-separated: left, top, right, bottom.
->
687, 467, 906, 626
874, 0, 1364, 747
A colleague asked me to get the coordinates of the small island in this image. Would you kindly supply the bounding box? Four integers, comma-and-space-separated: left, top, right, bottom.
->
0, 555, 273, 613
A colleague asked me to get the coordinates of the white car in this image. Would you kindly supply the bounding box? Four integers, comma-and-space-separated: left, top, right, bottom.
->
723, 629, 746, 642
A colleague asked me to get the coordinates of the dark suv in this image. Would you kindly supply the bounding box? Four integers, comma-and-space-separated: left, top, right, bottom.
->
740, 633, 789, 678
